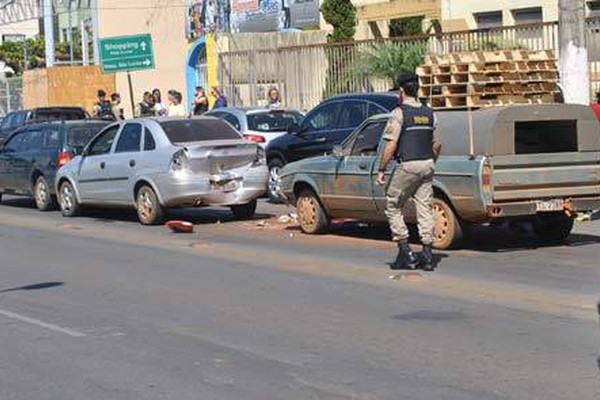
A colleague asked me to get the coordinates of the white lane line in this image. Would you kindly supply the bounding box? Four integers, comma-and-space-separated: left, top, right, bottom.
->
0, 308, 86, 337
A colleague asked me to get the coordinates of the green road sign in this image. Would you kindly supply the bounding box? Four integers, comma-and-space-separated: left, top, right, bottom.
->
99, 34, 155, 74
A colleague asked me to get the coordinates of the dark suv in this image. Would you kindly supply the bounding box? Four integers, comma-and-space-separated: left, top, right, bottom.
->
265, 92, 398, 200
0, 107, 90, 144
0, 120, 109, 210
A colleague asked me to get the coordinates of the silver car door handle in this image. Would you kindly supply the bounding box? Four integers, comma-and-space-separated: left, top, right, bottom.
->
129, 159, 136, 167
100, 161, 105, 169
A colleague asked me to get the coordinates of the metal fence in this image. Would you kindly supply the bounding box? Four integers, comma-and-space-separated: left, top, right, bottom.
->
218, 20, 600, 110
0, 77, 23, 116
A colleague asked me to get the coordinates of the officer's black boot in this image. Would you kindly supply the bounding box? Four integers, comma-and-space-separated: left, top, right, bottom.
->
390, 241, 419, 270
421, 244, 435, 272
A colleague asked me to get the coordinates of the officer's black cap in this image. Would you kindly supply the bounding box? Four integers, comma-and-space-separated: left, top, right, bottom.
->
391, 73, 419, 91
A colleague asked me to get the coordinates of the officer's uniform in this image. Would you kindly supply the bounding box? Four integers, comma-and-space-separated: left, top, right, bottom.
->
383, 97, 439, 246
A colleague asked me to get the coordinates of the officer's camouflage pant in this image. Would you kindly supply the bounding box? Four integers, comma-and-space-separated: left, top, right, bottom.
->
385, 159, 435, 245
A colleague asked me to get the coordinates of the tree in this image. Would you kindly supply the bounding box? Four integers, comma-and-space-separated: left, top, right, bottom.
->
321, 0, 356, 43
0, 37, 45, 76
321, 0, 357, 97
389, 16, 424, 37
355, 42, 426, 85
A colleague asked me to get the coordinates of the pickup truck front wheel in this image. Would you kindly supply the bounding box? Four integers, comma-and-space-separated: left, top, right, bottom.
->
533, 214, 573, 244
432, 197, 462, 250
296, 188, 329, 234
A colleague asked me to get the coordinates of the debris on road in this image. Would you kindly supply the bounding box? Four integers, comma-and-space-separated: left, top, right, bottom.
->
256, 220, 267, 228
389, 272, 423, 282
166, 220, 194, 233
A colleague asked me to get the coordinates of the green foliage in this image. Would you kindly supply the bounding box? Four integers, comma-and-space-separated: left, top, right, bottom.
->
321, 0, 356, 43
467, 39, 527, 51
0, 37, 45, 76
354, 41, 427, 83
389, 16, 424, 37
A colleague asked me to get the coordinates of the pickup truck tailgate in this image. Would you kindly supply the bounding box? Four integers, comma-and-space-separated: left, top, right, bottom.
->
491, 152, 600, 201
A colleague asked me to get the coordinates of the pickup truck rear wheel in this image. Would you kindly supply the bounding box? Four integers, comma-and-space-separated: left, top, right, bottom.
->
533, 214, 573, 244
432, 197, 462, 250
297, 189, 329, 234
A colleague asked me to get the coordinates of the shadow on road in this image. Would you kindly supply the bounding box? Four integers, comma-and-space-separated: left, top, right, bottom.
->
296, 220, 600, 253
0, 282, 64, 294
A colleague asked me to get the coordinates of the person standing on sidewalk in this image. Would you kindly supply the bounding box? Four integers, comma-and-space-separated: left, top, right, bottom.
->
210, 86, 228, 109
110, 93, 124, 120
135, 92, 154, 118
376, 73, 442, 271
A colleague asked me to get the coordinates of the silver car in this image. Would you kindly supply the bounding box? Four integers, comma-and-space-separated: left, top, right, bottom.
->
55, 117, 268, 225
205, 107, 304, 148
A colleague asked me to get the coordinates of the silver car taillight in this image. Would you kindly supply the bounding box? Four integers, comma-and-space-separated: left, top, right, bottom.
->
253, 146, 266, 166
171, 149, 190, 171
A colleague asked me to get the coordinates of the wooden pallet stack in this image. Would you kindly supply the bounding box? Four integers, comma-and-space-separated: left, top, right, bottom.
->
417, 50, 559, 110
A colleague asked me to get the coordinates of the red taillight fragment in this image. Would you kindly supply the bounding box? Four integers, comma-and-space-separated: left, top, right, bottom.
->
243, 134, 266, 143
57, 151, 72, 167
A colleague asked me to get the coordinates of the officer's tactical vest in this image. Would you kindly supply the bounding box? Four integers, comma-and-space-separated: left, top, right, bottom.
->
395, 104, 435, 162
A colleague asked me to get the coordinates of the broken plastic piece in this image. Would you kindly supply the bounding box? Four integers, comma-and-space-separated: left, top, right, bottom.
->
166, 220, 194, 233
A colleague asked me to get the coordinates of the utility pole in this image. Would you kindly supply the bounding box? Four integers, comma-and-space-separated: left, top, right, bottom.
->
43, 0, 55, 67
559, 0, 589, 104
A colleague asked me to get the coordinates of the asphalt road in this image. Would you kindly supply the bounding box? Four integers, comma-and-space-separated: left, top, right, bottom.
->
0, 196, 598, 399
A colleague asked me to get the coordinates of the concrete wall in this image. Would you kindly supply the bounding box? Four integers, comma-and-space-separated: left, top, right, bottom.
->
441, 0, 558, 31
97, 0, 189, 117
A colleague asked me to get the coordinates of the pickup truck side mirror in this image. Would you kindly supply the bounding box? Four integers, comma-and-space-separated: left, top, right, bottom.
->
332, 145, 345, 159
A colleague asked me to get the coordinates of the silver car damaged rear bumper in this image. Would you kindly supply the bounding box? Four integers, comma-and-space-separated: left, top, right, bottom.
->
153, 166, 268, 208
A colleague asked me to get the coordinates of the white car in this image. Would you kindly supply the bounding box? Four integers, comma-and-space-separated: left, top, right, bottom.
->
55, 117, 268, 225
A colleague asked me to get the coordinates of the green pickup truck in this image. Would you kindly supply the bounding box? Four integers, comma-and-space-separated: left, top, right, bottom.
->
277, 104, 600, 249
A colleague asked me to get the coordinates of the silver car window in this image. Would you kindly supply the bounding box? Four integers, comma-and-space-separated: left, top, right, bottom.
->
115, 123, 142, 153
143, 128, 156, 151
87, 125, 119, 156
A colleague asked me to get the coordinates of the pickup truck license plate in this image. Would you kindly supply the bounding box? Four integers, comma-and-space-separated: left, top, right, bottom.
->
535, 199, 564, 212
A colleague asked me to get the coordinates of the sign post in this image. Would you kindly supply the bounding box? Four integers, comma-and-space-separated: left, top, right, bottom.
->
99, 34, 155, 117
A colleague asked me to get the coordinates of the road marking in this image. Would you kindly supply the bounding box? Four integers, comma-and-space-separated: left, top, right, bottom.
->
0, 308, 86, 337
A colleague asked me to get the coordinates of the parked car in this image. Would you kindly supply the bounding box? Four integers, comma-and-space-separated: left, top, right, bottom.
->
0, 107, 90, 144
0, 120, 110, 210
55, 117, 268, 225
205, 107, 304, 147
265, 92, 398, 201
278, 104, 600, 249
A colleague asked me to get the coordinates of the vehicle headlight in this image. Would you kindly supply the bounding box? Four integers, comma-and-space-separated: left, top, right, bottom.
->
253, 146, 266, 166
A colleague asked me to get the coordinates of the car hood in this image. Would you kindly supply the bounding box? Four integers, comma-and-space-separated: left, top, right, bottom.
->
279, 154, 333, 178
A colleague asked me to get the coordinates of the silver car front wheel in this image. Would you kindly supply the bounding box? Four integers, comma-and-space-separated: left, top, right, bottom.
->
58, 181, 80, 217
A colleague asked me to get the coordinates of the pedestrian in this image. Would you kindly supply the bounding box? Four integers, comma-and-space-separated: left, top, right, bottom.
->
152, 88, 167, 117
167, 91, 187, 117
376, 73, 442, 271
210, 86, 228, 109
192, 86, 209, 115
135, 91, 154, 118
110, 93, 124, 120
266, 87, 282, 108
94, 89, 115, 120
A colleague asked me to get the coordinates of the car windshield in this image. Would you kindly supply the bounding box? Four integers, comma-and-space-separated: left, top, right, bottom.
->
160, 119, 241, 143
67, 123, 110, 148
247, 110, 303, 132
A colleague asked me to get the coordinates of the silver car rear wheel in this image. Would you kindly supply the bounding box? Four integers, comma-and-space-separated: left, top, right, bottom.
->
136, 185, 165, 225
267, 158, 284, 203
58, 181, 81, 217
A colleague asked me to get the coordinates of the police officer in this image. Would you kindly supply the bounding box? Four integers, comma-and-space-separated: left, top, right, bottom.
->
376, 73, 442, 271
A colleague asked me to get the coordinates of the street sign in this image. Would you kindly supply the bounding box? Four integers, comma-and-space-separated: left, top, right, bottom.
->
99, 34, 155, 74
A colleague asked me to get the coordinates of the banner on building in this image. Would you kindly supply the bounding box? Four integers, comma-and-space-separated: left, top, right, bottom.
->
186, 0, 320, 37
